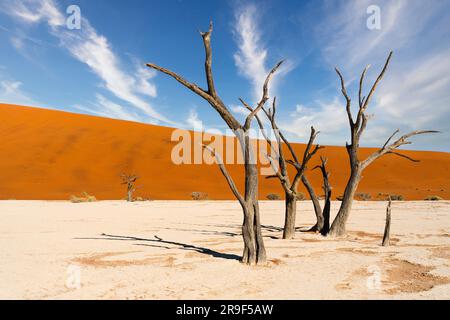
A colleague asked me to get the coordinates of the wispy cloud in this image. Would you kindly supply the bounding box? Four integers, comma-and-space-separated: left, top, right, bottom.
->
74, 94, 140, 122
232, 3, 292, 103
2, 0, 173, 125
233, 4, 268, 102
280, 98, 348, 142
186, 109, 203, 129
0, 79, 40, 106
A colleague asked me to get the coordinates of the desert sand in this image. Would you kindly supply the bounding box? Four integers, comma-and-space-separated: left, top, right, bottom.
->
0, 200, 449, 300
0, 103, 449, 201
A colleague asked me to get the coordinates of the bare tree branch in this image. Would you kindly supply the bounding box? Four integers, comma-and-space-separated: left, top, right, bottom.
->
361, 130, 439, 169
361, 51, 393, 111
382, 129, 400, 149
387, 151, 420, 163
359, 65, 370, 107
147, 23, 241, 131
200, 21, 218, 98
244, 61, 284, 130
335, 67, 353, 128
202, 144, 245, 206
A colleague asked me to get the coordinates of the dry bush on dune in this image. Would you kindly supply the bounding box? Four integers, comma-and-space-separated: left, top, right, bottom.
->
389, 194, 405, 201
424, 195, 443, 201
134, 196, 152, 202
70, 192, 97, 203
355, 193, 371, 201
266, 193, 281, 200
191, 192, 209, 201
295, 192, 305, 201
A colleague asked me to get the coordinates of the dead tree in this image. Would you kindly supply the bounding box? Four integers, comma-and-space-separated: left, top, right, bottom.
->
246, 98, 322, 239
328, 51, 438, 236
382, 198, 392, 246
120, 173, 139, 202
146, 22, 283, 265
301, 175, 324, 232
312, 157, 332, 235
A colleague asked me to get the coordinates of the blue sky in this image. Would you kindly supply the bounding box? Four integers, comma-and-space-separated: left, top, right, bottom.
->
0, 0, 449, 151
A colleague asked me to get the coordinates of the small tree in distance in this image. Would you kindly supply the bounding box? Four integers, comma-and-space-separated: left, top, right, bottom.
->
120, 173, 139, 202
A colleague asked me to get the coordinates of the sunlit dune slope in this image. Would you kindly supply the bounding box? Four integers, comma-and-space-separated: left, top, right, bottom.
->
0, 103, 448, 200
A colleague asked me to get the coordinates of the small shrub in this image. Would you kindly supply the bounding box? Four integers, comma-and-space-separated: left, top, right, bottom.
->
266, 193, 281, 200
295, 192, 305, 201
134, 196, 152, 201
389, 194, 404, 201
424, 195, 443, 201
355, 192, 371, 201
336, 195, 344, 201
70, 192, 97, 203
191, 192, 209, 200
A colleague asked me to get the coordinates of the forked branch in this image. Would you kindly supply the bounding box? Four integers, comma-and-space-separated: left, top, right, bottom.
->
362, 130, 439, 169
202, 144, 245, 207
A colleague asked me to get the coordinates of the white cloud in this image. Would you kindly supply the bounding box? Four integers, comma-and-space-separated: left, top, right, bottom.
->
186, 109, 203, 129
74, 94, 141, 122
233, 4, 268, 102
0, 80, 40, 106
2, 0, 173, 125
376, 49, 450, 129
135, 64, 157, 98
230, 104, 250, 117
280, 98, 349, 143
232, 4, 292, 104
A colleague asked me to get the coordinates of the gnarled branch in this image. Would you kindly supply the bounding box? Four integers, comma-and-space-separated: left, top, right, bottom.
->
202, 144, 245, 206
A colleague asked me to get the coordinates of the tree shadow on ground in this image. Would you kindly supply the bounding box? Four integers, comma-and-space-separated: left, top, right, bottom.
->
75, 233, 241, 261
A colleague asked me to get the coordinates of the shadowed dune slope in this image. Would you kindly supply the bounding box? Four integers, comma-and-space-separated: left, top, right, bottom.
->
0, 103, 448, 200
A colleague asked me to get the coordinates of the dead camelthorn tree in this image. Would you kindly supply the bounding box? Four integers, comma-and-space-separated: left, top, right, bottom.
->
301, 175, 324, 233
312, 157, 332, 236
245, 97, 322, 239
120, 173, 139, 202
146, 22, 283, 265
382, 197, 392, 246
328, 51, 438, 237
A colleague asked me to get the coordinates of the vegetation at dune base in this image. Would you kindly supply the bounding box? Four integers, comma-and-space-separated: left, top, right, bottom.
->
266, 193, 281, 200
424, 195, 443, 201
70, 192, 97, 203
355, 193, 372, 201
191, 192, 209, 201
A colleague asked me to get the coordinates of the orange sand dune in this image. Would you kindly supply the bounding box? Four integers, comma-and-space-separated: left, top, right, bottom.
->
0, 103, 448, 200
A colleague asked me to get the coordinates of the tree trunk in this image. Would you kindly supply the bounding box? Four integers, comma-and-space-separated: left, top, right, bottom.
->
321, 190, 331, 236
241, 162, 266, 265
328, 168, 361, 236
302, 176, 324, 232
382, 199, 392, 246
127, 188, 133, 202
282, 192, 297, 239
